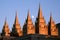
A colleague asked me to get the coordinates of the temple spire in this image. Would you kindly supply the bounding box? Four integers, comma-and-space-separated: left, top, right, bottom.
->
48, 12, 58, 36
11, 11, 22, 36
35, 5, 48, 35
23, 10, 35, 35
2, 18, 10, 36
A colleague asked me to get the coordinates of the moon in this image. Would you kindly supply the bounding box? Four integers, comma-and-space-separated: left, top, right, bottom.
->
32, 15, 34, 19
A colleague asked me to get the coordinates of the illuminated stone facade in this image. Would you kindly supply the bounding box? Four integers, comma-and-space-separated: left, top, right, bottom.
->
0, 5, 59, 40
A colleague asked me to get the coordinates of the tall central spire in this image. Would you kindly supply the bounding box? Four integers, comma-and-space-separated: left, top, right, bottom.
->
35, 4, 48, 35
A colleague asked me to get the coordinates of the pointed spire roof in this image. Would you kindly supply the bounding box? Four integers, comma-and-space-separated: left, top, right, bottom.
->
38, 4, 43, 18
37, 4, 46, 23
14, 10, 19, 24
27, 10, 31, 20
12, 10, 22, 36
35, 4, 48, 35
4, 18, 8, 26
49, 12, 58, 36
23, 10, 35, 34
50, 12, 54, 23
2, 18, 10, 36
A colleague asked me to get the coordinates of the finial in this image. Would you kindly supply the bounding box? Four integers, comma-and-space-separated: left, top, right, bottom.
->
27, 9, 30, 17
4, 17, 7, 25
50, 12, 53, 22
27, 9, 31, 21
38, 3, 40, 12
38, 3, 42, 10
16, 10, 18, 17
50, 12, 53, 20
50, 12, 52, 17
4, 17, 8, 26
38, 3, 42, 18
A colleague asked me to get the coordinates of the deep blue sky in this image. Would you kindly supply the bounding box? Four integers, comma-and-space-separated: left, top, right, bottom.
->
0, 0, 60, 32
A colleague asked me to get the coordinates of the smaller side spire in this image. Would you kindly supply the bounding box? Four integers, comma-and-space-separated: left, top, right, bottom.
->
48, 12, 58, 36
27, 10, 35, 34
11, 11, 22, 36
23, 10, 35, 35
1, 18, 10, 37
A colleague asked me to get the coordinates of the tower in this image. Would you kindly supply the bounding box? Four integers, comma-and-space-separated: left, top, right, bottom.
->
1, 18, 10, 37
48, 13, 58, 36
23, 10, 35, 35
11, 11, 22, 36
35, 5, 48, 35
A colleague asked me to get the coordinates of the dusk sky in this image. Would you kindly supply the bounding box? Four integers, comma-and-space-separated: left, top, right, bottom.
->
0, 0, 60, 32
